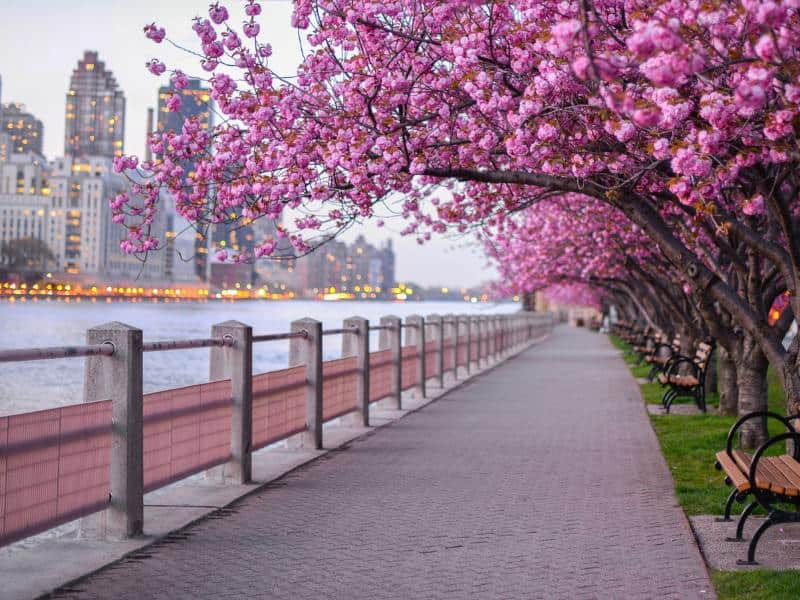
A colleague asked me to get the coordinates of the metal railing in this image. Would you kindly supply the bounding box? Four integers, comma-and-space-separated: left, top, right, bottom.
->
0, 310, 555, 548
0, 342, 115, 363
253, 330, 308, 343
143, 337, 233, 352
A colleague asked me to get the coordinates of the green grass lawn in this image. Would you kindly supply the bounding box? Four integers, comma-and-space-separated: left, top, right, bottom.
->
610, 334, 800, 600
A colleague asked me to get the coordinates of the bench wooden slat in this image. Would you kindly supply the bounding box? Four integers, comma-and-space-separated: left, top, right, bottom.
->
776, 455, 800, 491
731, 449, 780, 493
769, 457, 800, 496
730, 450, 800, 496
757, 459, 791, 495
716, 451, 750, 491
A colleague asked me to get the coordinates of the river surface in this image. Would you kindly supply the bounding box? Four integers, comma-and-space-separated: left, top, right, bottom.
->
0, 299, 517, 416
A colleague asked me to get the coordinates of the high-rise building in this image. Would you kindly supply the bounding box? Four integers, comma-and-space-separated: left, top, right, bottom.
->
0, 133, 9, 164
0, 77, 9, 163
47, 156, 167, 278
294, 235, 395, 296
156, 78, 212, 139
0, 153, 60, 273
64, 51, 125, 159
156, 78, 214, 281
1, 103, 44, 156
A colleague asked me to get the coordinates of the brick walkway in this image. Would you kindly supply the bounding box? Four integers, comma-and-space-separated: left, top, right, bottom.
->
55, 327, 713, 599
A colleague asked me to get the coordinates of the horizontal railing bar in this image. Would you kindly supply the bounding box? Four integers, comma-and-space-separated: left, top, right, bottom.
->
253, 330, 308, 343
0, 342, 115, 363
142, 337, 232, 353
322, 328, 358, 336
368, 325, 395, 331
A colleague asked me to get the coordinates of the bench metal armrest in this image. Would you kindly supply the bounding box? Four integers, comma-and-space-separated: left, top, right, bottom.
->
662, 353, 691, 373
726, 411, 797, 459
664, 356, 700, 379
748, 431, 800, 492
651, 343, 673, 355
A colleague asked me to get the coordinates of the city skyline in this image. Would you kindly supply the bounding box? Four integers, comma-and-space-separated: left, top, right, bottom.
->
0, 0, 495, 288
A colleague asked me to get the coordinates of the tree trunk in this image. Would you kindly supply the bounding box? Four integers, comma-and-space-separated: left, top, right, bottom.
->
784, 321, 800, 417
717, 347, 738, 416
522, 292, 536, 312
736, 348, 769, 449
705, 347, 718, 395
678, 328, 697, 376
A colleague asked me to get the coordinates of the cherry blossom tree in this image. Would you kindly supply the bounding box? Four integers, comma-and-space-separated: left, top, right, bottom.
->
117, 0, 800, 417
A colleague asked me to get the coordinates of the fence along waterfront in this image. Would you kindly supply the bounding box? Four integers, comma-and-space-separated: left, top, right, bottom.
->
0, 311, 553, 547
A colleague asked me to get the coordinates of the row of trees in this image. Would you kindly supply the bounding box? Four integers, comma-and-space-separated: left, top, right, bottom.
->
117, 0, 800, 446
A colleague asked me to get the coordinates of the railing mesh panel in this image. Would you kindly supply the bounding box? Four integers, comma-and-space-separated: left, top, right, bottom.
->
457, 336, 468, 366
424, 340, 438, 379
401, 346, 418, 390
0, 400, 111, 547
322, 357, 359, 422
143, 380, 232, 492
443, 340, 455, 371
369, 349, 393, 403
252, 366, 307, 450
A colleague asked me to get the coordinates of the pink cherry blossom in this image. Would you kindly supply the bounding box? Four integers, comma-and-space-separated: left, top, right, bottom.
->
146, 59, 166, 76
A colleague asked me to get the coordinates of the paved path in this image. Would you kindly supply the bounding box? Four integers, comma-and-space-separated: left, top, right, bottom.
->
54, 327, 713, 599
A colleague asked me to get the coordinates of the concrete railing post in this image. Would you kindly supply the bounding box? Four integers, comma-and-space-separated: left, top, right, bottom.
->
513, 315, 518, 348
488, 316, 495, 361
83, 322, 143, 539
500, 316, 507, 356
289, 318, 323, 450
427, 314, 444, 388
497, 316, 503, 357
464, 315, 473, 374
477, 316, 486, 368
486, 316, 492, 364
343, 316, 370, 427
405, 315, 426, 398
483, 316, 490, 366
379, 315, 402, 409
444, 314, 458, 381
489, 316, 495, 362
209, 321, 253, 484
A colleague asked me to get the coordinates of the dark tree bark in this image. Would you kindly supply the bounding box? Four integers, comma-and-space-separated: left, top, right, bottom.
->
705, 348, 719, 396
717, 346, 738, 416
736, 340, 770, 449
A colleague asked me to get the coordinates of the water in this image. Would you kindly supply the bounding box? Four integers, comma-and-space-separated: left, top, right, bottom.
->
0, 299, 517, 416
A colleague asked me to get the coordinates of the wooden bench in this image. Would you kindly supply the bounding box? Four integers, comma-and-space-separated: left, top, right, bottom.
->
616, 321, 641, 344
714, 411, 800, 564
656, 340, 714, 412
644, 333, 681, 380
631, 326, 655, 357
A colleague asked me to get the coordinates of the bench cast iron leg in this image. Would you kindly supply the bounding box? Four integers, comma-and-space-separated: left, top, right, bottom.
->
728, 501, 758, 542
738, 514, 777, 566
716, 489, 739, 522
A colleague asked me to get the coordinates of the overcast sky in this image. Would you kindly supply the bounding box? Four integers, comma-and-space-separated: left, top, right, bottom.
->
0, 0, 497, 287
